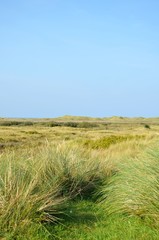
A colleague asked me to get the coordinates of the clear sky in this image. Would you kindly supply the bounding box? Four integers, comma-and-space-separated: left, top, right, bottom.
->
1, 0, 159, 118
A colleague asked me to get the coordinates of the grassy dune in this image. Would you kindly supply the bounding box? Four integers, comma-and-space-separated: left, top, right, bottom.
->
0, 117, 159, 239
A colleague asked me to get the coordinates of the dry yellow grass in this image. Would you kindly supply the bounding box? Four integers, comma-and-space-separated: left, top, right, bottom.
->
0, 118, 159, 151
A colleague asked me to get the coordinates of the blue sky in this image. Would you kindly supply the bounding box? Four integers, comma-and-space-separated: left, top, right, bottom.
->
1, 0, 159, 118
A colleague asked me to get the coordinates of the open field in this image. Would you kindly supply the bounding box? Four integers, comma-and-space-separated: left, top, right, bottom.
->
1, 116, 159, 239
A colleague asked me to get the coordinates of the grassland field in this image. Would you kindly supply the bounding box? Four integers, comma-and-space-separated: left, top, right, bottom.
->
1, 116, 159, 239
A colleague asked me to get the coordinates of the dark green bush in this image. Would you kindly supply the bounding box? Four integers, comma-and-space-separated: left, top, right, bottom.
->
144, 124, 150, 129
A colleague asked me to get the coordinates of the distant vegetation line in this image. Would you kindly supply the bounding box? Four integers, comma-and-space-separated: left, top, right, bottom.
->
0, 115, 159, 127
0, 120, 155, 129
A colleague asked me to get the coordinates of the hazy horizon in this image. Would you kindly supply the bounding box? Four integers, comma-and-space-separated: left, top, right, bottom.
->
1, 114, 159, 120
1, 0, 159, 118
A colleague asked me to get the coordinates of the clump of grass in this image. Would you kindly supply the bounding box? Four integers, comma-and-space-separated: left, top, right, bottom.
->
38, 143, 108, 199
0, 149, 66, 239
0, 142, 113, 238
100, 144, 159, 225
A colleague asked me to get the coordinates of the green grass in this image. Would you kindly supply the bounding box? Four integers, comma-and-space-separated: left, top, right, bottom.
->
50, 200, 159, 240
7, 199, 158, 240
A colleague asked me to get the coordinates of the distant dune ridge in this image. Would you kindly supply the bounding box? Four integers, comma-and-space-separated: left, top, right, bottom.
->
0, 115, 159, 123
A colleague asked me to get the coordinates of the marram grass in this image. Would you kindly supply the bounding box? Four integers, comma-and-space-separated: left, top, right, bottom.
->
0, 136, 159, 239
100, 144, 159, 225
36, 142, 111, 198
0, 147, 65, 238
0, 142, 112, 239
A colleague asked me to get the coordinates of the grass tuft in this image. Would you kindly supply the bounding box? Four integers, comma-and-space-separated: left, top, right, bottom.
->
100, 144, 159, 225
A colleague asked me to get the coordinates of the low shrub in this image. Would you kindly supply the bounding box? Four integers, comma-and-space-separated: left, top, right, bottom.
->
144, 124, 150, 129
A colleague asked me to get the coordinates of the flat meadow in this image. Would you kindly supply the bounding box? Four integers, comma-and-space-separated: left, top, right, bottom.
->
1, 116, 159, 239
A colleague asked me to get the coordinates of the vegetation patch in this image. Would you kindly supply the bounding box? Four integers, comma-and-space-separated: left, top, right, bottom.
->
0, 119, 159, 239
0, 121, 34, 126
83, 135, 145, 149
100, 145, 159, 226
